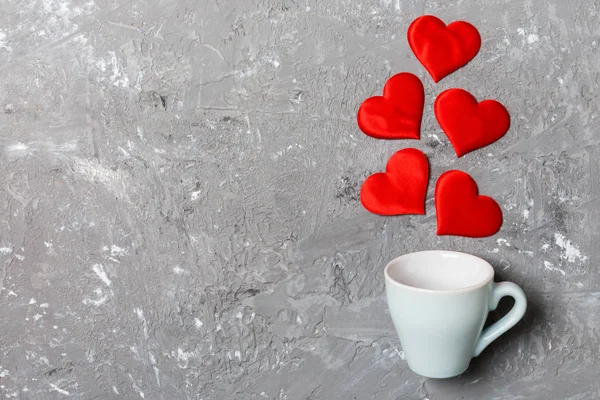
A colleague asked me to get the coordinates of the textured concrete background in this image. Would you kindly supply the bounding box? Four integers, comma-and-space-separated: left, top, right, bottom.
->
0, 0, 599, 398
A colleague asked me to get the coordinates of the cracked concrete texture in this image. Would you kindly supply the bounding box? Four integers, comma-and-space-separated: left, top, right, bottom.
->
0, 0, 599, 398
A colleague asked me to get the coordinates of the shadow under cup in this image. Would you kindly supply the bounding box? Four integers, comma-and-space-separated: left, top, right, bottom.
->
384, 251, 501, 378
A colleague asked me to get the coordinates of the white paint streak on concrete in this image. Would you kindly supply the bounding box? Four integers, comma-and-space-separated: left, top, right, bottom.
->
173, 266, 187, 274
394, 348, 405, 360
132, 383, 145, 399
175, 347, 200, 369
191, 190, 202, 200
149, 352, 160, 387
83, 295, 108, 306
92, 264, 112, 287
72, 158, 122, 185
108, 51, 129, 88
497, 238, 511, 247
428, 133, 444, 145
48, 383, 70, 395
544, 261, 566, 276
554, 233, 588, 263
83, 288, 108, 306
0, 30, 11, 52
134, 308, 149, 339
110, 245, 127, 256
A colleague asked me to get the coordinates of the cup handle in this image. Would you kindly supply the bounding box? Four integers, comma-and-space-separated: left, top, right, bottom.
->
473, 282, 527, 357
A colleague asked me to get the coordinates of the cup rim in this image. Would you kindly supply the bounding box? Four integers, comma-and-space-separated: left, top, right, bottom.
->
384, 250, 495, 294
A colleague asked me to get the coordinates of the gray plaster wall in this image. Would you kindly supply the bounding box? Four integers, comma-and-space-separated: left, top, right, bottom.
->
0, 0, 599, 398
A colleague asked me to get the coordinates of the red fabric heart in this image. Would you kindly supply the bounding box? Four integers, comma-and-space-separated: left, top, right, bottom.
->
408, 15, 481, 82
360, 148, 429, 215
434, 88, 510, 157
357, 72, 424, 140
435, 170, 502, 238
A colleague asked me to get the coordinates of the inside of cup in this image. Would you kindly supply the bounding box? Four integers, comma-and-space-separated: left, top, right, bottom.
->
385, 251, 494, 291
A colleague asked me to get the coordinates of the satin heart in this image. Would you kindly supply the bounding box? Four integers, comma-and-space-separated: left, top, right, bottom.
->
408, 15, 481, 82
434, 88, 510, 157
360, 148, 429, 215
435, 170, 502, 237
357, 72, 424, 140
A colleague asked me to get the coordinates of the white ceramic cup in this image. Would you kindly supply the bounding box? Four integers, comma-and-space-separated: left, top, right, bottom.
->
384, 250, 527, 378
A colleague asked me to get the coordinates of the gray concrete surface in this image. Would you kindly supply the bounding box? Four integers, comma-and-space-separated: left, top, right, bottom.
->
0, 0, 599, 398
